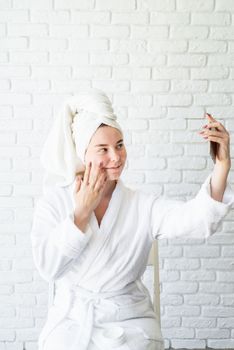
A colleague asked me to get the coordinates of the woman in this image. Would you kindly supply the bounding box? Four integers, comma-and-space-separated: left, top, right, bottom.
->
31, 89, 234, 350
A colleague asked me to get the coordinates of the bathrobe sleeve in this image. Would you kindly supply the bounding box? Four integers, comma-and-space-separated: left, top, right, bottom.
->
31, 188, 93, 282
150, 172, 234, 240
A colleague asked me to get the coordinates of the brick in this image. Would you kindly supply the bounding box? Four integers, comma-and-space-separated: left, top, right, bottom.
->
31, 10, 69, 23
208, 340, 234, 348
163, 327, 194, 338
0, 0, 11, 8
0, 10, 28, 22
96, 0, 135, 10
0, 119, 32, 130
194, 93, 231, 106
0, 93, 31, 105
111, 39, 147, 54
166, 305, 200, 315
0, 79, 10, 90
13, 0, 53, 9
115, 93, 152, 108
167, 106, 204, 119
0, 147, 29, 157
130, 53, 166, 66
168, 54, 206, 67
148, 40, 187, 53
11, 79, 50, 92
189, 40, 226, 53
210, 80, 234, 93
153, 94, 191, 106
196, 328, 230, 339
137, 0, 175, 11
171, 80, 207, 92
30, 38, 67, 51
147, 143, 183, 157
0, 185, 12, 195
200, 283, 234, 294
112, 12, 148, 24
184, 294, 219, 306
32, 66, 71, 79
145, 169, 181, 183
0, 53, 7, 63
131, 80, 169, 93
184, 246, 219, 258
191, 67, 228, 79
55, 0, 94, 9
177, 0, 214, 11
14, 106, 52, 119
0, 330, 15, 341
192, 13, 230, 25
69, 38, 108, 51
90, 53, 128, 65
149, 118, 186, 130
8, 24, 47, 36
211, 27, 234, 40
216, 0, 234, 10
171, 339, 206, 349
91, 24, 129, 38
131, 25, 168, 39
10, 52, 48, 64
73, 66, 111, 79
50, 52, 88, 65
171, 25, 208, 39
114, 67, 151, 80
151, 12, 189, 25
72, 11, 110, 24
49, 24, 88, 37
181, 270, 215, 281
0, 66, 30, 78
92, 80, 129, 93
128, 157, 165, 170
0, 134, 15, 145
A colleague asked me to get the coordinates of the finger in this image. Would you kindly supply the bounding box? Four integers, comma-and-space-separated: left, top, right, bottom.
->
83, 162, 92, 185
90, 162, 104, 188
199, 129, 225, 138
94, 171, 107, 191
206, 135, 226, 144
74, 176, 82, 193
202, 121, 225, 132
205, 113, 217, 122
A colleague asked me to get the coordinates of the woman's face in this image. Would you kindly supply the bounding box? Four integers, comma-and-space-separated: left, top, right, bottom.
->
84, 126, 127, 181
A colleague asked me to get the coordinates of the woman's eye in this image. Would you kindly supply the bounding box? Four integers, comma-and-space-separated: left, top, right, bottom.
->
117, 143, 124, 149
98, 148, 107, 153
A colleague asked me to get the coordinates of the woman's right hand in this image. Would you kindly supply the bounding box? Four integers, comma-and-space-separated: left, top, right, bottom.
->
73, 162, 107, 231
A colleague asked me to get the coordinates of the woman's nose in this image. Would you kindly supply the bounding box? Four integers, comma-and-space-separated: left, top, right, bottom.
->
111, 151, 120, 162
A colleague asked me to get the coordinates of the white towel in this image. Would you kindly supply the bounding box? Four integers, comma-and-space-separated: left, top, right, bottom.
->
40, 89, 123, 189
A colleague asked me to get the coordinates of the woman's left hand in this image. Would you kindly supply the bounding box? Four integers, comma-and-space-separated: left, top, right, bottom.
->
198, 113, 231, 167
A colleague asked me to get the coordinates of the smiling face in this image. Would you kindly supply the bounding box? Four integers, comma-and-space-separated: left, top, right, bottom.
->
84, 125, 127, 181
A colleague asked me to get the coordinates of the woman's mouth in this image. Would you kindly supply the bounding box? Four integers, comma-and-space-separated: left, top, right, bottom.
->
106, 164, 122, 170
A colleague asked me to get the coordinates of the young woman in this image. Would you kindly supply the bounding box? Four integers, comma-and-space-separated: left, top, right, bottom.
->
31, 89, 234, 350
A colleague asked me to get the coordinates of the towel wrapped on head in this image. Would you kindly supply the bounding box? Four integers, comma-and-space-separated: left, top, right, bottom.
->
40, 89, 123, 189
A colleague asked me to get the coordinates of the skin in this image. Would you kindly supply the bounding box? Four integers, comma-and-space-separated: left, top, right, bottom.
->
198, 113, 231, 202
73, 125, 127, 232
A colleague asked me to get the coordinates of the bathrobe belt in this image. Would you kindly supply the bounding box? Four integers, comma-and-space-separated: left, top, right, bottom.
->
51, 280, 142, 350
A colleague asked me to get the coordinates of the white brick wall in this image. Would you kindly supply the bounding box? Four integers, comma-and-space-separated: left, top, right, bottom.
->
0, 0, 234, 349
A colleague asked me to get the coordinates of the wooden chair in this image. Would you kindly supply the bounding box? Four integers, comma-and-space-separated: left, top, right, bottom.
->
147, 240, 161, 327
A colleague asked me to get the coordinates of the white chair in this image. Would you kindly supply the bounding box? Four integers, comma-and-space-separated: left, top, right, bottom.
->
147, 240, 161, 327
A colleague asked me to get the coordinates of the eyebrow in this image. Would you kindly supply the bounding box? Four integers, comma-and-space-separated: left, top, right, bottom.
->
94, 139, 124, 147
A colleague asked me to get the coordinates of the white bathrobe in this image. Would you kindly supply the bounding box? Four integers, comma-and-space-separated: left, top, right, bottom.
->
31, 172, 234, 350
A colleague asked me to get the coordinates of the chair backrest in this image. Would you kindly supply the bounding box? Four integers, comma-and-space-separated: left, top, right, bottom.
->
147, 240, 161, 327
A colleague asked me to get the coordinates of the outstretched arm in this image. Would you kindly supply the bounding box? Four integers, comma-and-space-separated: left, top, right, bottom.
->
198, 113, 231, 202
